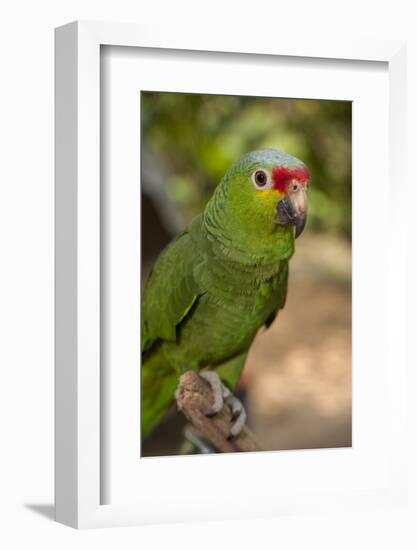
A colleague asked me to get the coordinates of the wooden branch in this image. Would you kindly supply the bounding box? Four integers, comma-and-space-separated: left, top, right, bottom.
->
176, 370, 261, 453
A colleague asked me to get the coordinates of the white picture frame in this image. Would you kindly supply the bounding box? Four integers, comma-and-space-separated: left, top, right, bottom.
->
55, 21, 407, 529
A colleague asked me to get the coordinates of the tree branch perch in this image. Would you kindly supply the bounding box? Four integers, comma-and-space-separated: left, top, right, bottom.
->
176, 370, 261, 453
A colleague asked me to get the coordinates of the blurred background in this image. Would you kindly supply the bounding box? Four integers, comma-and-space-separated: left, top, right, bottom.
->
141, 92, 352, 456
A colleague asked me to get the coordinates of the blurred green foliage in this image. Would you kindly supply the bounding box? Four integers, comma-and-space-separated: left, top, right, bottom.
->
142, 92, 351, 237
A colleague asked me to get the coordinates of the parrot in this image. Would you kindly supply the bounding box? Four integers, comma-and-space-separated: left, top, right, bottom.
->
141, 148, 310, 442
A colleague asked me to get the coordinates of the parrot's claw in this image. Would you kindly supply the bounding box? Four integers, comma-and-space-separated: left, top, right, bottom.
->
225, 394, 247, 437
199, 370, 224, 415
183, 426, 214, 454
199, 370, 246, 437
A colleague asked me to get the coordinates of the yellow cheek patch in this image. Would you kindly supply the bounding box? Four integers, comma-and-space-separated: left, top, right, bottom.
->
258, 189, 284, 199
252, 189, 284, 223
256, 189, 285, 204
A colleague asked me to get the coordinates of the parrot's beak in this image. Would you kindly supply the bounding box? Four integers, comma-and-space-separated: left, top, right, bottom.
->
275, 185, 308, 238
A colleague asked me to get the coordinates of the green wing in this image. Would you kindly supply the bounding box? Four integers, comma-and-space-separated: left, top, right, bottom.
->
141, 229, 202, 353
264, 260, 289, 329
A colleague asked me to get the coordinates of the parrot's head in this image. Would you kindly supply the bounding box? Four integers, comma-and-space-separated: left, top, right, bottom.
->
219, 148, 310, 242
204, 148, 310, 258
215, 149, 309, 256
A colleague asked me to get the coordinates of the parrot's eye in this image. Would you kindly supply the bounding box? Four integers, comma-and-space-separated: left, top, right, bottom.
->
252, 169, 270, 189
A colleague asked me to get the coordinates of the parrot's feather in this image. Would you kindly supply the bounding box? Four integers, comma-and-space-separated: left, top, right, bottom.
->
141, 350, 179, 439
264, 261, 289, 328
141, 230, 203, 353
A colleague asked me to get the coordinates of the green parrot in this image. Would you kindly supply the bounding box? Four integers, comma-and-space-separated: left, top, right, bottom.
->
141, 148, 310, 441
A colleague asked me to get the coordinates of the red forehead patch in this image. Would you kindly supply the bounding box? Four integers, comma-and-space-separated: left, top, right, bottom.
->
272, 166, 310, 192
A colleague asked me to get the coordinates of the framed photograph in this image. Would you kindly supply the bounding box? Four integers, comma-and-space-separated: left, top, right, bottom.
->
55, 21, 407, 528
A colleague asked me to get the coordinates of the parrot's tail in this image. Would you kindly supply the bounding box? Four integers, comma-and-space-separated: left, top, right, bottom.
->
141, 349, 179, 441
